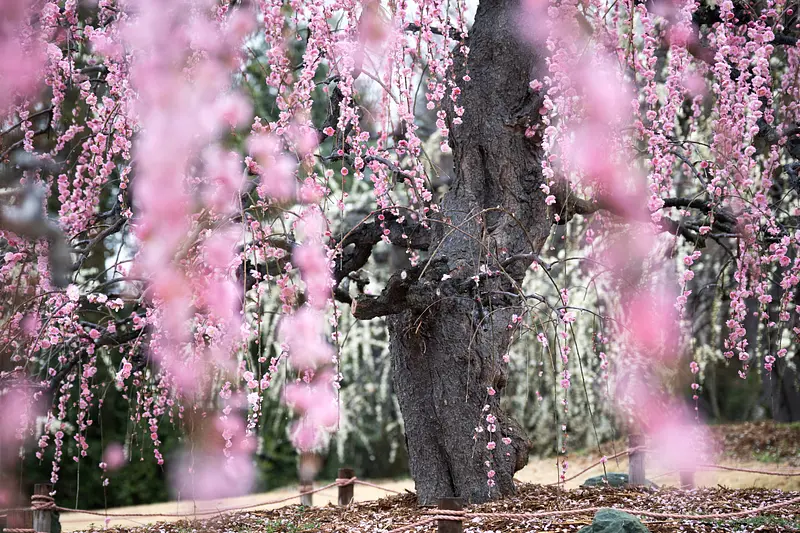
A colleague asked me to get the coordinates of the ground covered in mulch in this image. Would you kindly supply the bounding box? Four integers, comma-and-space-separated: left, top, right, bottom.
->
101, 485, 800, 533
576, 421, 800, 467
710, 422, 800, 466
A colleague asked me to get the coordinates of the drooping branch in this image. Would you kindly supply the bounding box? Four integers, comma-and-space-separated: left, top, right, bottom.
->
237, 210, 431, 303
550, 178, 738, 246
72, 215, 127, 272
660, 197, 738, 226
404, 22, 463, 40
47, 320, 147, 395
350, 257, 448, 320
659, 216, 707, 247
773, 33, 798, 47
350, 268, 417, 320
238, 235, 296, 292
333, 211, 431, 284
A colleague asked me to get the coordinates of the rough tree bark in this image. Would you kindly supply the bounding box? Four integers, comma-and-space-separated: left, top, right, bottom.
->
386, 0, 549, 504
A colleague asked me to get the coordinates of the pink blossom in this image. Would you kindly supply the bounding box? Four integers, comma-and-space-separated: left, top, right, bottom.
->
66, 285, 80, 302
169, 446, 255, 501
294, 244, 331, 309
216, 93, 252, 129
102, 443, 126, 471
203, 147, 245, 214
279, 308, 334, 369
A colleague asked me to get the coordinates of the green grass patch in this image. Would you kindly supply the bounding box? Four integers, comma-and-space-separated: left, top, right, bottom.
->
261, 519, 318, 533
752, 450, 782, 463
714, 515, 800, 530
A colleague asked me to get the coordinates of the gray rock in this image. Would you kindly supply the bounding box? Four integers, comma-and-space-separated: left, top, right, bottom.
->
582, 473, 630, 487
578, 508, 651, 533
581, 473, 658, 489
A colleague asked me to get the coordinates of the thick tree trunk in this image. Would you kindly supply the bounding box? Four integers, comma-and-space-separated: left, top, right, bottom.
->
388, 0, 549, 505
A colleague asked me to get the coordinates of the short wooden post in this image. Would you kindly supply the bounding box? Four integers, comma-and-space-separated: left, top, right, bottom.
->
628, 434, 646, 486
337, 468, 354, 506
437, 497, 463, 533
679, 470, 695, 490
298, 452, 316, 507
32, 484, 53, 533
299, 483, 313, 507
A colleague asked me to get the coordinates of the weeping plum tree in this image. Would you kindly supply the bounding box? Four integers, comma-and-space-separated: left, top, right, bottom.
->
2, 0, 800, 508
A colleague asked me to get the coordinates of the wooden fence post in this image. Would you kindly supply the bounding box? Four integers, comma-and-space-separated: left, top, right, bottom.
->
337, 468, 354, 506
628, 434, 646, 486
299, 482, 313, 507
679, 470, 695, 490
32, 484, 53, 533
437, 497, 463, 533
298, 452, 317, 507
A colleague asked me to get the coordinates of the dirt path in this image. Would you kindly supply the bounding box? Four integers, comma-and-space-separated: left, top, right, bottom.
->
60, 455, 799, 531
517, 454, 800, 491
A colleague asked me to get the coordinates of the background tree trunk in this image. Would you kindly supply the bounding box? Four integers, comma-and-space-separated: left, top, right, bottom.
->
389, 0, 550, 505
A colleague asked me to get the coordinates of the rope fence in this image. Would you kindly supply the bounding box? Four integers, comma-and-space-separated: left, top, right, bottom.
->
0, 476, 398, 523
431, 496, 800, 520
383, 495, 800, 533
545, 446, 646, 486
0, 469, 402, 533
696, 463, 800, 477
3, 442, 799, 533
544, 438, 800, 489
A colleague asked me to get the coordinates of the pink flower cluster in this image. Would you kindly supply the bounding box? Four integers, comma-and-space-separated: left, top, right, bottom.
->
280, 209, 337, 453
0, 0, 46, 113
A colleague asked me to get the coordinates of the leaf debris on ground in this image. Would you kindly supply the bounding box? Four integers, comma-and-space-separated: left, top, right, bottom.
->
74, 485, 800, 533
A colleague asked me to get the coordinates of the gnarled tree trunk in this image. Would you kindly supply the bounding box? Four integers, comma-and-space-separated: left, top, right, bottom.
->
387, 0, 550, 505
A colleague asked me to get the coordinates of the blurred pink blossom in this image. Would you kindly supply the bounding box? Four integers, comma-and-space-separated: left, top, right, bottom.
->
0, 0, 46, 112
279, 308, 334, 369
294, 244, 331, 309
0, 385, 36, 448
102, 443, 126, 471
252, 142, 297, 202
203, 147, 245, 214
623, 285, 680, 358
169, 414, 255, 500
170, 449, 255, 501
